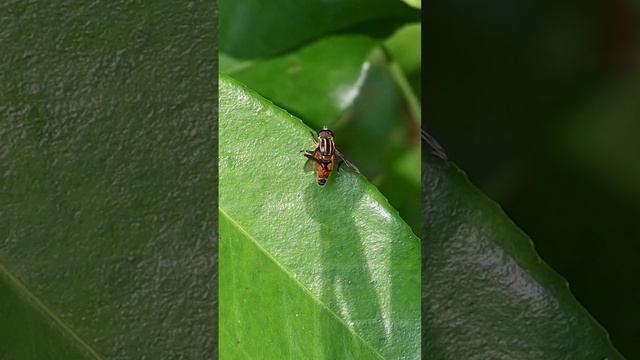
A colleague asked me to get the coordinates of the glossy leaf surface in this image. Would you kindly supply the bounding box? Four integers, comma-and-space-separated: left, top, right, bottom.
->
0, 2, 216, 358
219, 75, 421, 359
219, 0, 418, 58
422, 144, 624, 359
220, 36, 377, 127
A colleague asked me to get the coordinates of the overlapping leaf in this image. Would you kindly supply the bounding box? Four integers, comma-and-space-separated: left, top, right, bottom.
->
221, 36, 378, 128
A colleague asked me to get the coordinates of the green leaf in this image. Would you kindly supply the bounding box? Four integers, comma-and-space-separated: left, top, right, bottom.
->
221, 35, 378, 128
422, 146, 624, 358
383, 23, 421, 121
221, 34, 422, 238
221, 37, 422, 235
219, 75, 421, 359
377, 148, 421, 236
0, 2, 216, 358
220, 0, 419, 58
0, 267, 97, 358
401, 0, 421, 9
384, 23, 421, 75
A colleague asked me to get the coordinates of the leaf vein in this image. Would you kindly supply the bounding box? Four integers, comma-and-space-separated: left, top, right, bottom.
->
0, 259, 104, 359
219, 206, 387, 360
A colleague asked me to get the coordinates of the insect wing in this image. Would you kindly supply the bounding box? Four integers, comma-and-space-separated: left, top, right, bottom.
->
335, 149, 361, 175
302, 149, 320, 173
421, 128, 448, 160
303, 157, 316, 172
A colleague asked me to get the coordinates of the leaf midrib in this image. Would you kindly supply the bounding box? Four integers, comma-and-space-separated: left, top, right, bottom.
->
219, 205, 387, 360
0, 260, 103, 359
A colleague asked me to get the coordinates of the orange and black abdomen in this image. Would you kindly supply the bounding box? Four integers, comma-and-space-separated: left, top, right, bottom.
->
316, 160, 334, 186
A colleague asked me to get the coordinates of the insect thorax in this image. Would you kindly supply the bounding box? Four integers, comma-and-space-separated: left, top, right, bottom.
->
319, 137, 334, 156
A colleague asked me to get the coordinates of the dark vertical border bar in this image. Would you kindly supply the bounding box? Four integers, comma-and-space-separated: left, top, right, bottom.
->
0, 1, 219, 358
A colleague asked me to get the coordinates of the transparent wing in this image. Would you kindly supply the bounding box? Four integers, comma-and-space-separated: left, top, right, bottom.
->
302, 150, 319, 172
303, 157, 316, 172
335, 149, 361, 175
421, 128, 448, 160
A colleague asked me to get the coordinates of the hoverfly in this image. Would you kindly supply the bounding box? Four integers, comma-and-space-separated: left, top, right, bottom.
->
302, 127, 360, 186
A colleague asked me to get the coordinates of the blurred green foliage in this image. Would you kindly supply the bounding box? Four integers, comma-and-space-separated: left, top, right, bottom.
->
426, 0, 640, 357
220, 0, 418, 58
220, 1, 422, 235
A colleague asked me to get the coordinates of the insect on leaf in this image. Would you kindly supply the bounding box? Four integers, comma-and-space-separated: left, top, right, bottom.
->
219, 74, 421, 359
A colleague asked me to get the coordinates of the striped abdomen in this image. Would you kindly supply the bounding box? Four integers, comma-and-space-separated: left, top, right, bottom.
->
316, 160, 333, 186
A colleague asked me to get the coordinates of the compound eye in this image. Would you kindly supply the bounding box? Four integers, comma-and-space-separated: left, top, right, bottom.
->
320, 128, 332, 137
319, 128, 333, 137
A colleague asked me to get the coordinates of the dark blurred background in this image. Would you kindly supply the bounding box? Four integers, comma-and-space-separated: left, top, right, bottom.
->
425, 0, 640, 358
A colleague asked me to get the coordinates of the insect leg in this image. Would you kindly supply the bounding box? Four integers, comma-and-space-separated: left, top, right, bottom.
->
302, 150, 323, 162
301, 149, 316, 158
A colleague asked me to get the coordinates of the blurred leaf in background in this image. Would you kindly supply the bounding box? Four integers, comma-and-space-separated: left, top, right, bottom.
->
384, 23, 422, 99
219, 0, 419, 58
220, 1, 422, 235
221, 35, 378, 127
425, 0, 640, 357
